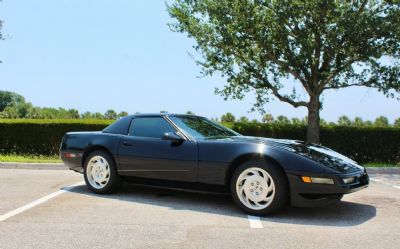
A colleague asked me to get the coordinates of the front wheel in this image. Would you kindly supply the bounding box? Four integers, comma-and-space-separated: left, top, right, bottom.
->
83, 151, 123, 194
231, 160, 288, 216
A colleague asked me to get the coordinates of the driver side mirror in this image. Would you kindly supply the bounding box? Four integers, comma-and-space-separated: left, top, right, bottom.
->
162, 132, 184, 143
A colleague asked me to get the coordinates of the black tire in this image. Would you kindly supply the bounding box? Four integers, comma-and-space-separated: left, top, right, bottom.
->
230, 160, 289, 216
83, 150, 123, 194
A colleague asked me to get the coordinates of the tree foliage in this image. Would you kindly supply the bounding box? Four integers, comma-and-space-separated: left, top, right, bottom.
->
104, 109, 117, 120
394, 117, 400, 127
0, 91, 25, 112
168, 0, 400, 143
238, 116, 249, 122
0, 91, 129, 119
221, 112, 236, 122
374, 115, 389, 127
337, 115, 352, 126
118, 111, 129, 118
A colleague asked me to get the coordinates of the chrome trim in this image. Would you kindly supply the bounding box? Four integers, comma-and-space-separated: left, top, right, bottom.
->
163, 115, 194, 142
118, 169, 190, 172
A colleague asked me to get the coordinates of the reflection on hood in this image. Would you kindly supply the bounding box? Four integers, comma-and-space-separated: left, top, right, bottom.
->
214, 136, 364, 174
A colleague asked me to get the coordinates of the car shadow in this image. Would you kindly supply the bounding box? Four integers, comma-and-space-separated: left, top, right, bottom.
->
66, 183, 376, 227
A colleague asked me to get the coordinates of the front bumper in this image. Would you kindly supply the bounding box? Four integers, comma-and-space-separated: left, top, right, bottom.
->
287, 170, 369, 207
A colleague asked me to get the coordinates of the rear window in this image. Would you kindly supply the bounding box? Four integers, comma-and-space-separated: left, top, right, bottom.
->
103, 116, 132, 135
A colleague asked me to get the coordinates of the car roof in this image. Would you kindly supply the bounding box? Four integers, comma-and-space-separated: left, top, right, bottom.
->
126, 113, 205, 119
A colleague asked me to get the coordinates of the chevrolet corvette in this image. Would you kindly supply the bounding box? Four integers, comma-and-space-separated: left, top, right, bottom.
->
60, 114, 369, 215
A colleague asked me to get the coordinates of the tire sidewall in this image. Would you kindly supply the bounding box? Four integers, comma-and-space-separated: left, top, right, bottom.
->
230, 160, 288, 216
83, 150, 122, 194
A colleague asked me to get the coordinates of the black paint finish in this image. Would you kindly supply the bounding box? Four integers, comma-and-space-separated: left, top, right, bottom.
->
60, 113, 369, 206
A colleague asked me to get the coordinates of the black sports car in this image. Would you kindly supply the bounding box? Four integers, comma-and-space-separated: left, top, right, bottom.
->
60, 114, 369, 215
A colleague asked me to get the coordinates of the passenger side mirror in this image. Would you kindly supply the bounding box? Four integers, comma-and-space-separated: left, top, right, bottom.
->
162, 132, 184, 143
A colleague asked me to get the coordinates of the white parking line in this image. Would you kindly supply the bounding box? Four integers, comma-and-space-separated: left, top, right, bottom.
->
370, 177, 400, 190
0, 181, 84, 222
370, 178, 382, 182
247, 215, 263, 228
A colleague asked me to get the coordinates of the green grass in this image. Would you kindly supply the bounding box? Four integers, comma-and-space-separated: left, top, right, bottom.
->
0, 153, 399, 167
0, 154, 61, 163
0, 118, 114, 125
364, 163, 400, 167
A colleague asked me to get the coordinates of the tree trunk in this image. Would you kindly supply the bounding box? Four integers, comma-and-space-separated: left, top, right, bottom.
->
307, 95, 320, 144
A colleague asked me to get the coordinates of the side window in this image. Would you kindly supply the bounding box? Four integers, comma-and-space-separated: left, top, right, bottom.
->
129, 117, 176, 138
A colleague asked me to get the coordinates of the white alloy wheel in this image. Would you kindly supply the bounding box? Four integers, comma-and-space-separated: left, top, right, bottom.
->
86, 155, 111, 189
235, 167, 275, 210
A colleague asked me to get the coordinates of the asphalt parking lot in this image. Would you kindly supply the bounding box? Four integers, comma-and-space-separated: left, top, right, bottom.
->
0, 168, 399, 249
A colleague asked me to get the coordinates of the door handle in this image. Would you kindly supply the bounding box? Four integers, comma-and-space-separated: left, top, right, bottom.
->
122, 141, 132, 146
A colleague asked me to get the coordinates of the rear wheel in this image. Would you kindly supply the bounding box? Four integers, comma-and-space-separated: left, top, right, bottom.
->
83, 150, 123, 194
231, 160, 288, 216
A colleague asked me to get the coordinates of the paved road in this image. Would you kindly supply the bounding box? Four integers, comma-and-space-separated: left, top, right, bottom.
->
0, 169, 399, 249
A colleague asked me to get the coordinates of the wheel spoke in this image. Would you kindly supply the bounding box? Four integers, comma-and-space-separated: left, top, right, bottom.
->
86, 156, 111, 190
267, 181, 274, 192
235, 167, 275, 211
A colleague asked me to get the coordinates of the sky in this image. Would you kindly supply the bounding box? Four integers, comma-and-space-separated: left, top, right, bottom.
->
0, 0, 399, 122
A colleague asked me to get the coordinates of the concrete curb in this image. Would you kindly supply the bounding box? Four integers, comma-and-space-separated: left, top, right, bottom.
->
0, 162, 67, 170
0, 162, 399, 174
365, 167, 400, 175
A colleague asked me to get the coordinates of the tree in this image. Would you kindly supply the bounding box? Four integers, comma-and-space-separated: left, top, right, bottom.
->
262, 114, 274, 124
81, 111, 93, 119
160, 110, 168, 113
27, 107, 44, 119
353, 117, 365, 127
1, 106, 19, 118
374, 116, 389, 127
68, 109, 80, 119
291, 117, 302, 125
337, 115, 352, 126
118, 111, 129, 118
319, 118, 327, 126
394, 118, 400, 127
275, 115, 290, 125
92, 112, 104, 119
1, 101, 33, 118
186, 111, 195, 115
210, 117, 219, 122
238, 116, 249, 122
168, 0, 400, 143
0, 91, 26, 112
104, 109, 117, 120
221, 112, 236, 122
364, 120, 373, 126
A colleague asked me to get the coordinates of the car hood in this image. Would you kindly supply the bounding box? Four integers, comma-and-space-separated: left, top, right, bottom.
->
208, 136, 364, 174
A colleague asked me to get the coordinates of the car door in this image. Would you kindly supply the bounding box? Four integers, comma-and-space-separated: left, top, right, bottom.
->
117, 116, 198, 182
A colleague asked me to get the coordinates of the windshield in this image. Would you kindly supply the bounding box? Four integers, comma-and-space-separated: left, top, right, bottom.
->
169, 116, 240, 139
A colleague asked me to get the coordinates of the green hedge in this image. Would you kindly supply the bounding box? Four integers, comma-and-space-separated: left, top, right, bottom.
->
0, 119, 112, 155
0, 119, 399, 164
232, 122, 400, 164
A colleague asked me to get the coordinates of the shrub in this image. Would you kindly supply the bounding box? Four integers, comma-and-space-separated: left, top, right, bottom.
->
0, 119, 112, 155
0, 119, 399, 164
232, 122, 400, 164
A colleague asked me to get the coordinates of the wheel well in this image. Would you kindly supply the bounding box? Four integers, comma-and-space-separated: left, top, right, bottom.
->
81, 146, 115, 168
225, 153, 289, 189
